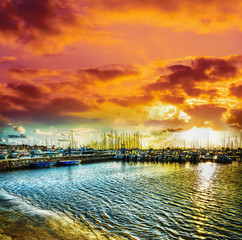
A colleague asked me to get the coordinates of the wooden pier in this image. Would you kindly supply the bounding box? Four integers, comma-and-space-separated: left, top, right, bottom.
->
0, 154, 116, 171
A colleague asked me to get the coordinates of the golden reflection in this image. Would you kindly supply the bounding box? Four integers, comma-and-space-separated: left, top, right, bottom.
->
199, 162, 216, 186
191, 162, 218, 235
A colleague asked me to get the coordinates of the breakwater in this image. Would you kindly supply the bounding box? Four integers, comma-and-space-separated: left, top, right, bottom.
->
0, 154, 115, 171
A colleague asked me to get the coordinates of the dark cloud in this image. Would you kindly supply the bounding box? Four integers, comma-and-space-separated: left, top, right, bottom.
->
57, 139, 70, 142
0, 95, 96, 124
230, 84, 242, 98
0, 0, 95, 54
183, 87, 203, 97
227, 109, 242, 126
192, 57, 237, 79
150, 128, 183, 137
77, 65, 139, 83
162, 128, 184, 133
0, 0, 75, 37
7, 134, 26, 138
7, 83, 44, 98
144, 56, 238, 98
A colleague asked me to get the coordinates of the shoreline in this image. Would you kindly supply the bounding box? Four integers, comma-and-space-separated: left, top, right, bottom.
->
0, 189, 104, 240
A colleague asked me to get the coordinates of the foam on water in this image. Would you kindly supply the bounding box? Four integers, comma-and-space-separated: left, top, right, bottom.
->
0, 188, 113, 240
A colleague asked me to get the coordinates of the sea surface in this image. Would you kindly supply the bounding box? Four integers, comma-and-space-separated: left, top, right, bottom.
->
0, 161, 241, 240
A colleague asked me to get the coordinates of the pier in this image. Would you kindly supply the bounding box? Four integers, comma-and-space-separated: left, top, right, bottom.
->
1, 148, 241, 172
0, 154, 116, 171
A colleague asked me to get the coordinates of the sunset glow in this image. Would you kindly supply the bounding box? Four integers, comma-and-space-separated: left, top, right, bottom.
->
0, 0, 241, 148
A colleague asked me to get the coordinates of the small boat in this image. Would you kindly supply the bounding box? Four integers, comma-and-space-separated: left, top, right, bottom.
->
214, 154, 232, 164
30, 161, 56, 168
200, 153, 213, 162
58, 159, 81, 166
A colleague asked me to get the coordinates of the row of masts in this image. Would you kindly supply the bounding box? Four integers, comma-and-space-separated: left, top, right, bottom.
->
8, 129, 241, 150
63, 130, 143, 150
89, 130, 142, 150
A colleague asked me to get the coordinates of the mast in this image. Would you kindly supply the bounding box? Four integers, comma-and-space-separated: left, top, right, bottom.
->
46, 135, 48, 148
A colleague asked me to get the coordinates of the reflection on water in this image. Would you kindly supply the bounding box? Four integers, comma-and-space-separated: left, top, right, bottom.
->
0, 161, 241, 239
192, 163, 218, 238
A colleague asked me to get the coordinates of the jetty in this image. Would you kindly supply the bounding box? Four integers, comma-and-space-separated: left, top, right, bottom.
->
0, 153, 115, 171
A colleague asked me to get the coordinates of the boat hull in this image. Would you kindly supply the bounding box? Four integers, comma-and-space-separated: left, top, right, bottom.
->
58, 160, 81, 166
30, 161, 56, 168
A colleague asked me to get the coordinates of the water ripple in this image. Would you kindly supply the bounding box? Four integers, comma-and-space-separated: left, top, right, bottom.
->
0, 161, 241, 239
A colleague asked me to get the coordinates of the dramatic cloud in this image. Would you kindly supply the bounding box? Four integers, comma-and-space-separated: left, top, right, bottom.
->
1, 1, 241, 148
0, 0, 99, 54
0, 55, 241, 139
0, 0, 241, 56
144, 56, 239, 98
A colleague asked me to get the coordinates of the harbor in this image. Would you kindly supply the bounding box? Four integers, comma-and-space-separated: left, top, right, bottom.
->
0, 144, 241, 171
1, 0, 241, 239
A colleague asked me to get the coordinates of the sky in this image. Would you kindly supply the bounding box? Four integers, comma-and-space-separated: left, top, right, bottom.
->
0, 0, 242, 148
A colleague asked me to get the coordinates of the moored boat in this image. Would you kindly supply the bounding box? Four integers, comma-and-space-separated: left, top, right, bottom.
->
30, 160, 56, 168
58, 159, 81, 166
214, 154, 232, 164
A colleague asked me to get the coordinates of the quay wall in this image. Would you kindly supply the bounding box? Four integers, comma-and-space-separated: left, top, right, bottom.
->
0, 154, 116, 172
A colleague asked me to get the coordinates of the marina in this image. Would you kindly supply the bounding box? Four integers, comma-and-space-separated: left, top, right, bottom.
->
0, 146, 241, 171
0, 1, 242, 239
0, 143, 241, 171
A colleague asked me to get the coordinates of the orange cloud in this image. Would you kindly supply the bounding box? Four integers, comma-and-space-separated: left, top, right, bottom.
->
0, 56, 16, 63
183, 104, 227, 130
75, 65, 139, 84
8, 68, 64, 80
90, 0, 242, 33
230, 84, 242, 98
110, 94, 153, 107
1, 55, 241, 132
7, 83, 46, 99
0, 0, 241, 56
0, 0, 104, 54
144, 56, 240, 100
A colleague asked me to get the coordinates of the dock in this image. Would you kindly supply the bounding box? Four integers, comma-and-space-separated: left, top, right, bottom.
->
0, 154, 116, 171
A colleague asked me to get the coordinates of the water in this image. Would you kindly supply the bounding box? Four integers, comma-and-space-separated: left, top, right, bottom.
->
0, 161, 241, 239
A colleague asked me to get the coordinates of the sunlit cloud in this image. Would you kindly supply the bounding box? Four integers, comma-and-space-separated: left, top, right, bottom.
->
0, 0, 241, 149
